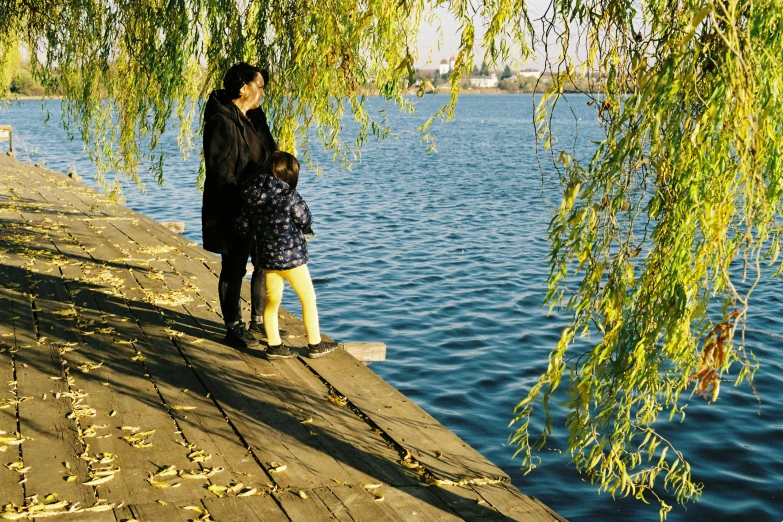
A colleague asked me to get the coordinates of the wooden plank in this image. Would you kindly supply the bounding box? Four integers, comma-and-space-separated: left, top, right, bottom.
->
311, 487, 355, 522
274, 488, 337, 521
11, 178, 207, 505
379, 485, 464, 522
39, 193, 272, 499
342, 342, 386, 363
303, 350, 508, 483
202, 495, 289, 522
249, 354, 419, 487
0, 236, 102, 512
472, 484, 569, 522
130, 501, 192, 521
324, 485, 402, 522
0, 288, 26, 506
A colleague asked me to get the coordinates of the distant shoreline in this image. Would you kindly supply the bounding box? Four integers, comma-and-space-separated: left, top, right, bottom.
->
3, 95, 64, 101
4, 90, 533, 102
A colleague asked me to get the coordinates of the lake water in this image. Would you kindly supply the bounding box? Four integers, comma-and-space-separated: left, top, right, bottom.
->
2, 96, 781, 521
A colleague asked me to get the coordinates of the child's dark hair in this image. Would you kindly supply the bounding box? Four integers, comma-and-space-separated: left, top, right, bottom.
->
267, 151, 300, 190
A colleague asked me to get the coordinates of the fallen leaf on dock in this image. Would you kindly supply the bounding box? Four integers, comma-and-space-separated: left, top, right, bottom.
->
154, 465, 177, 477
300, 416, 313, 424
207, 484, 227, 497
237, 487, 257, 497
187, 450, 211, 463
297, 490, 308, 499
147, 477, 174, 488
327, 394, 348, 407
268, 462, 287, 473
171, 405, 196, 411
372, 492, 385, 502
83, 475, 114, 485
5, 461, 30, 473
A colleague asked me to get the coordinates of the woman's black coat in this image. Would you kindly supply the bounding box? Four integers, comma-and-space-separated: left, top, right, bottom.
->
201, 90, 277, 254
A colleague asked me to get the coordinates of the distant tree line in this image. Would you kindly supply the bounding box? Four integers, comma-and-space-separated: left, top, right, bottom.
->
6, 62, 48, 96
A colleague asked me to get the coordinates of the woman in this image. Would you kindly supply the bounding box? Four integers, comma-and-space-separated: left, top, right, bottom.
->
202, 62, 277, 348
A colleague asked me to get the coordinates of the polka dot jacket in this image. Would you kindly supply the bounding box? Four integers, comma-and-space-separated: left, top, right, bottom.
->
237, 171, 313, 270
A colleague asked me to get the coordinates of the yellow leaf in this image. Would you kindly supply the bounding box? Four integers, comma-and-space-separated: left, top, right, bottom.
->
207, 484, 226, 497
83, 475, 114, 485
297, 490, 308, 499
43, 500, 69, 511
82, 503, 115, 512
171, 405, 196, 411
237, 487, 257, 497
155, 465, 177, 477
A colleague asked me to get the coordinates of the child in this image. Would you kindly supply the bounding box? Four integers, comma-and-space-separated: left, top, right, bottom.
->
237, 151, 338, 360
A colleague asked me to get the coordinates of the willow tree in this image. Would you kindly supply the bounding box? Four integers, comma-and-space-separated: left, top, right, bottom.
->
1, 0, 781, 518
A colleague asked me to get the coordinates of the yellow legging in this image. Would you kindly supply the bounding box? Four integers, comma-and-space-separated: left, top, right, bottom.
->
263, 264, 321, 346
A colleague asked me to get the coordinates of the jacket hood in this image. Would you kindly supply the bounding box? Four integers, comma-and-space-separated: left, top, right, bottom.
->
241, 168, 292, 205
204, 89, 242, 124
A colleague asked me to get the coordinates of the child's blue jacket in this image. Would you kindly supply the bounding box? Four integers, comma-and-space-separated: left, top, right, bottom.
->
237, 171, 312, 270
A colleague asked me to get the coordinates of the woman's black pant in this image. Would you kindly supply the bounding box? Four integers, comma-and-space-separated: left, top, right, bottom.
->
218, 234, 264, 325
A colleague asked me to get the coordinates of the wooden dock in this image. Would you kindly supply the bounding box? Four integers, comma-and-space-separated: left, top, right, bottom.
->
0, 153, 565, 521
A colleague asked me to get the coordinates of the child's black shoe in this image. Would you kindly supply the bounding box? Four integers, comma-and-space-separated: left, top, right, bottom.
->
224, 323, 260, 349
249, 321, 288, 339
307, 340, 339, 359
265, 343, 296, 360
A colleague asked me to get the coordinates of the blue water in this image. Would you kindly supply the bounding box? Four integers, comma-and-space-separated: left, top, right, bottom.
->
2, 96, 781, 521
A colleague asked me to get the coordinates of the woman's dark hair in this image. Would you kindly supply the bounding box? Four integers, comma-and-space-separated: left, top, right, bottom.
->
223, 62, 262, 99
267, 151, 300, 190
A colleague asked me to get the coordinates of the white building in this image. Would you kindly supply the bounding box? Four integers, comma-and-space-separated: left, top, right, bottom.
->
518, 69, 541, 78
449, 56, 456, 70
469, 73, 499, 88
439, 59, 449, 76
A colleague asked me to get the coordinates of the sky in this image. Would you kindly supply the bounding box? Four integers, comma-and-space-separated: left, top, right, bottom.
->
414, 3, 553, 71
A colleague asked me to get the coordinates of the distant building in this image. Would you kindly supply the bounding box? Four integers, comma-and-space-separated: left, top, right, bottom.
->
469, 73, 499, 88
439, 59, 449, 75
449, 56, 456, 70
518, 69, 541, 78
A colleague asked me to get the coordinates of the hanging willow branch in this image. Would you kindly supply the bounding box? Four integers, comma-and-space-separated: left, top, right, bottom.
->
1, 0, 781, 518
510, 0, 782, 518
